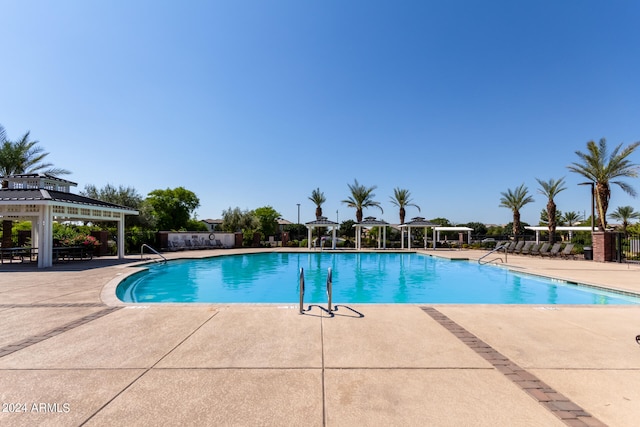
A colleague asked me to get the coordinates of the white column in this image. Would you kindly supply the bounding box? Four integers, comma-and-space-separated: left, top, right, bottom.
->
332, 226, 336, 249
30, 218, 38, 249
433, 228, 436, 250
307, 226, 312, 249
408, 226, 412, 250
38, 206, 53, 268
401, 228, 404, 249
117, 217, 126, 259
383, 226, 387, 249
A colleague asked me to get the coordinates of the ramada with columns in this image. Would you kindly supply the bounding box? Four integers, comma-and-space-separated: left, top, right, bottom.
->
0, 174, 138, 268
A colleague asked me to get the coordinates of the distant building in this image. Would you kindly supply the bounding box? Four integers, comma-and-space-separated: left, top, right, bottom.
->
201, 218, 223, 232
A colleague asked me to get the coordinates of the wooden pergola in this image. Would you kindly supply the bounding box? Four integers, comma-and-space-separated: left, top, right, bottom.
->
0, 174, 138, 268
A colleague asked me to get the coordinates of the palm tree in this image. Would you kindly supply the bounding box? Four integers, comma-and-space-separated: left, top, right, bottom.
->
308, 188, 326, 220
341, 179, 383, 223
561, 211, 581, 226
0, 125, 71, 247
567, 138, 640, 230
389, 188, 420, 225
499, 183, 534, 238
536, 177, 567, 243
608, 206, 640, 236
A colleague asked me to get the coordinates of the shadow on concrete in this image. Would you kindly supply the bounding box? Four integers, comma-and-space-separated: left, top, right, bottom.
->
0, 257, 143, 272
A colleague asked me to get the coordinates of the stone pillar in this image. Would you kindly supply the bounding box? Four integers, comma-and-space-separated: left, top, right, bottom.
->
592, 232, 616, 262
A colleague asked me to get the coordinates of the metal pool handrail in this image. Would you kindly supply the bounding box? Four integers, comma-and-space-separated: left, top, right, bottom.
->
299, 268, 305, 314
478, 243, 507, 265
299, 267, 333, 315
141, 244, 167, 263
327, 267, 333, 314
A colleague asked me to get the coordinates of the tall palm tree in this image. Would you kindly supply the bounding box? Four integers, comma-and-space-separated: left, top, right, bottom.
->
341, 179, 383, 223
308, 188, 326, 220
536, 177, 567, 243
609, 206, 640, 236
389, 188, 420, 225
499, 183, 534, 238
567, 138, 640, 230
0, 125, 71, 247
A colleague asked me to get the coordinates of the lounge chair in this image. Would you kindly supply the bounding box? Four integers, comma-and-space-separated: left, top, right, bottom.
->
559, 243, 575, 259
518, 241, 534, 255
528, 243, 542, 256
509, 241, 525, 253
535, 243, 551, 256
502, 242, 516, 253
541, 242, 562, 257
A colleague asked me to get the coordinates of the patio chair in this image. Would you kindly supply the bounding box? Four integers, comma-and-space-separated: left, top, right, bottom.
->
501, 241, 514, 252
518, 241, 534, 255
535, 243, 551, 256
560, 243, 575, 259
528, 243, 542, 256
541, 242, 562, 257
508, 241, 524, 253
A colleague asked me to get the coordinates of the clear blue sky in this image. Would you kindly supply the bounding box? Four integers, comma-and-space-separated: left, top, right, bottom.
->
2, 1, 639, 226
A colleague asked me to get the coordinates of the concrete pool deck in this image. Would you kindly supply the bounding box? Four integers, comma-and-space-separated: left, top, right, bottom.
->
0, 248, 639, 426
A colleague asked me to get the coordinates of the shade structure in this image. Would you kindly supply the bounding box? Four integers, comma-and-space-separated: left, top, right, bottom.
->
434, 226, 473, 247
353, 216, 389, 250
0, 174, 139, 268
305, 217, 338, 249
525, 226, 595, 243
398, 217, 439, 250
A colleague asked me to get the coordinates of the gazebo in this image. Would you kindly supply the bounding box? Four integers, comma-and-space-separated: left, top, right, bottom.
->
398, 217, 439, 250
354, 216, 389, 250
0, 174, 139, 268
305, 217, 338, 249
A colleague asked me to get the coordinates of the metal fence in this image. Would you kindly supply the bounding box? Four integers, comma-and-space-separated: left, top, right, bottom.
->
620, 234, 640, 262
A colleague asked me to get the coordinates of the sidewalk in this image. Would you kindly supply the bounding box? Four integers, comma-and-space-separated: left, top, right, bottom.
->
0, 249, 639, 426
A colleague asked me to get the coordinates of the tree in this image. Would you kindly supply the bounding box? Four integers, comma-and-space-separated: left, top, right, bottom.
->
81, 183, 154, 228
341, 179, 383, 223
609, 206, 640, 236
221, 207, 258, 232
561, 211, 581, 226
539, 209, 563, 226
499, 184, 534, 238
339, 219, 356, 239
308, 188, 326, 220
146, 187, 200, 231
567, 138, 640, 229
254, 206, 281, 238
464, 222, 487, 236
389, 188, 420, 224
0, 124, 71, 247
429, 217, 452, 227
536, 177, 567, 243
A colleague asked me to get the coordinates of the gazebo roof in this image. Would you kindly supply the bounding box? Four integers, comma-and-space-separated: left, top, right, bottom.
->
356, 216, 389, 226
305, 217, 339, 226
0, 188, 136, 212
398, 217, 439, 227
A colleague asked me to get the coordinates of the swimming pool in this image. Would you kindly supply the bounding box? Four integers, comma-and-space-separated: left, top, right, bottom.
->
116, 252, 640, 305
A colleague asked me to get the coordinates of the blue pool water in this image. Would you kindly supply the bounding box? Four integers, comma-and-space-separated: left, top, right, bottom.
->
116, 252, 640, 305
